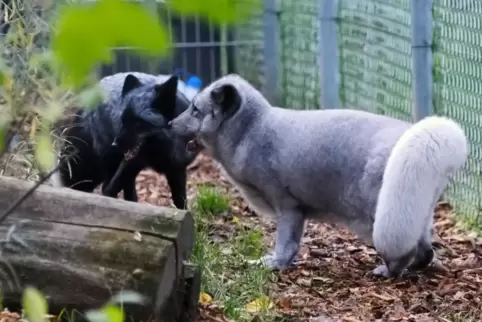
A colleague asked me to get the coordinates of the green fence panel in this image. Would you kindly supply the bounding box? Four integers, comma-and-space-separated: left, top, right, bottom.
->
338, 0, 413, 121
236, 6, 266, 90
433, 0, 482, 226
279, 0, 321, 110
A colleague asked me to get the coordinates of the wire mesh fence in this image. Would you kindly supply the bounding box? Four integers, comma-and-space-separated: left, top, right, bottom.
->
234, 0, 482, 228
338, 0, 413, 121
98, 1, 263, 86
235, 4, 266, 91
63, 0, 482, 228
433, 0, 482, 227
279, 0, 320, 109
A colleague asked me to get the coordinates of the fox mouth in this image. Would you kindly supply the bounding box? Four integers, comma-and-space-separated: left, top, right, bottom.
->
124, 140, 143, 161
186, 137, 204, 153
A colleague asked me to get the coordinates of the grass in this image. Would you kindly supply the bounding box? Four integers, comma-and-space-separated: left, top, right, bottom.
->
442, 312, 480, 322
192, 185, 231, 216
190, 185, 281, 321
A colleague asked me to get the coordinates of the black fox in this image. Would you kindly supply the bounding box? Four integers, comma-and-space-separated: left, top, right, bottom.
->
52, 74, 198, 209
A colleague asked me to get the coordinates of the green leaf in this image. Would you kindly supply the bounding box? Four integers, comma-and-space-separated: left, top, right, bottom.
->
107, 291, 147, 306
29, 51, 57, 71
0, 125, 6, 153
77, 85, 108, 110
51, 0, 169, 88
0, 60, 5, 85
168, 0, 262, 24
0, 57, 12, 86
40, 102, 64, 125
102, 305, 124, 322
35, 132, 56, 172
85, 305, 124, 322
23, 287, 48, 322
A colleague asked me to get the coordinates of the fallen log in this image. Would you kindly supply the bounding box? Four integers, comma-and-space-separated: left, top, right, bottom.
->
163, 263, 202, 322
0, 175, 198, 321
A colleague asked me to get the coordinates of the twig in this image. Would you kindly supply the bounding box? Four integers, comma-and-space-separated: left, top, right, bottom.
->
102, 158, 129, 195
0, 114, 30, 164
0, 162, 61, 225
0, 126, 17, 162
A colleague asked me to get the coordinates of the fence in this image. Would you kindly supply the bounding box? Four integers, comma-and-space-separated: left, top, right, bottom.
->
233, 0, 482, 227
100, 0, 482, 228
99, 2, 266, 88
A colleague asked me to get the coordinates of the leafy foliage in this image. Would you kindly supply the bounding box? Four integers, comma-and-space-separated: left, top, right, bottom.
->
0, 0, 261, 170
23, 287, 48, 322
85, 291, 147, 322
0, 0, 261, 319
51, 0, 170, 88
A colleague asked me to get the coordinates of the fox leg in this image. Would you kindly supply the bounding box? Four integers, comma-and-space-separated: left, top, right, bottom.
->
373, 221, 434, 278
165, 169, 188, 209
122, 176, 138, 202
251, 207, 305, 270
409, 184, 444, 272
101, 160, 127, 198
409, 220, 435, 271
373, 247, 418, 279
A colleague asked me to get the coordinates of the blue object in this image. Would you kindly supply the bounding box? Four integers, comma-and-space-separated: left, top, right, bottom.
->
186, 75, 202, 89
173, 68, 202, 89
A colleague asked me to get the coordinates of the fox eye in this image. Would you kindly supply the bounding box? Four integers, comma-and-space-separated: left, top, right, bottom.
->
192, 104, 201, 115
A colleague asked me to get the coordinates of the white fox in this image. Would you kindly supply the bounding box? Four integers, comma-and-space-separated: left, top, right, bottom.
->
168, 74, 469, 278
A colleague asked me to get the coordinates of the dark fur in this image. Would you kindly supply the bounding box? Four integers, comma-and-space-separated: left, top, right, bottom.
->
56, 74, 197, 208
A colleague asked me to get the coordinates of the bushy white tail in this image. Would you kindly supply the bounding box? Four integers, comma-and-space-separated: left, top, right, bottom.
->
373, 116, 468, 260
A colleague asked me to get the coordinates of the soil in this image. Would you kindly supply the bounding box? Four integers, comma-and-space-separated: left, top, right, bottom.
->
3, 152, 479, 322
135, 152, 482, 322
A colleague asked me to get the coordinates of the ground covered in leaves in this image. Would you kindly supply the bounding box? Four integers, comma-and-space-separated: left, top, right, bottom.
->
135, 153, 481, 322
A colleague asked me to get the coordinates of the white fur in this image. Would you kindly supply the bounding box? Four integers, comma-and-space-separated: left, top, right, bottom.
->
373, 116, 468, 260
169, 74, 470, 277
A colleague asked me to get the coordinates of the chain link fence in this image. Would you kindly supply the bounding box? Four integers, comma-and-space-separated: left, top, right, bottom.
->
338, 0, 413, 121
279, 0, 320, 109
42, 0, 481, 228
433, 0, 482, 227
234, 0, 482, 228
235, 5, 266, 91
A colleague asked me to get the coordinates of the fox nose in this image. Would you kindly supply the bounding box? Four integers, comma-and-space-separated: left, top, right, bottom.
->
167, 121, 172, 128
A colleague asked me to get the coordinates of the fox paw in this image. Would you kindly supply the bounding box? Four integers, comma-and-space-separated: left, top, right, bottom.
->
372, 265, 391, 278
247, 254, 291, 270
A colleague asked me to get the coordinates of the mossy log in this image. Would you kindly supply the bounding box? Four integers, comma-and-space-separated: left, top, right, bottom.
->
0, 175, 198, 322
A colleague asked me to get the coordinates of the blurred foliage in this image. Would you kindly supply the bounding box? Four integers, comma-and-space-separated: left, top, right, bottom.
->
23, 287, 48, 322
0, 0, 260, 320
0, 0, 260, 172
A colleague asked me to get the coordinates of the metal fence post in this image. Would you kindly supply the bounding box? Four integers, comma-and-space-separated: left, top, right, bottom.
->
263, 0, 282, 105
319, 0, 341, 109
411, 0, 433, 121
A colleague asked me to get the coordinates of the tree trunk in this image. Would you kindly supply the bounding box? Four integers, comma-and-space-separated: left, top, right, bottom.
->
0, 176, 198, 321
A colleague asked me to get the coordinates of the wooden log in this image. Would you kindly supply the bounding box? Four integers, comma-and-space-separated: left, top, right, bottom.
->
159, 263, 202, 322
0, 175, 196, 321
180, 263, 202, 322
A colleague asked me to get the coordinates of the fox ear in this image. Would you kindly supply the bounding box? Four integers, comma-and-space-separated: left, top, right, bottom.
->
155, 75, 178, 94
122, 74, 142, 98
152, 75, 178, 117
210, 84, 241, 115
